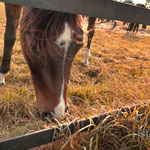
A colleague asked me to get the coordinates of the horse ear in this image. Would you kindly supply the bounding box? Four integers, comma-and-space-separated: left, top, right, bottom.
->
25, 31, 40, 56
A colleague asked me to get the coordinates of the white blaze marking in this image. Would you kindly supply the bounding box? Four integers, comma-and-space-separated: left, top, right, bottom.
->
55, 23, 72, 118
0, 73, 5, 85
83, 48, 90, 65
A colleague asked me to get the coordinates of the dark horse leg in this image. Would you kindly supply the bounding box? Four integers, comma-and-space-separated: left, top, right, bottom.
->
0, 4, 22, 85
83, 17, 96, 65
142, 24, 147, 29
127, 23, 135, 32
133, 24, 139, 33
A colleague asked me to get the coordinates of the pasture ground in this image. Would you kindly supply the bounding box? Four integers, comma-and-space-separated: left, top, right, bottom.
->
0, 3, 150, 150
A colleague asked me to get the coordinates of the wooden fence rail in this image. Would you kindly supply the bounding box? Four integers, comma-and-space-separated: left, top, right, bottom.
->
0, 103, 149, 150
1, 0, 150, 25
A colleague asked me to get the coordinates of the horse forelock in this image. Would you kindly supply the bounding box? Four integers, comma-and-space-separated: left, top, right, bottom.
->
21, 7, 83, 63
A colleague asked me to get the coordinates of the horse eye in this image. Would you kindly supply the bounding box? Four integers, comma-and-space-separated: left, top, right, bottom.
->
32, 46, 38, 54
26, 32, 39, 55
31, 46, 41, 58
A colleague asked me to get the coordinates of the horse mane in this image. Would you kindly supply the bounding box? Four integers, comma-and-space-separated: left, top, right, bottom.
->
21, 7, 83, 60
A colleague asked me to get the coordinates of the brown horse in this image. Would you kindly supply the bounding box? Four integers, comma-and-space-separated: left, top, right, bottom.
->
0, 4, 84, 119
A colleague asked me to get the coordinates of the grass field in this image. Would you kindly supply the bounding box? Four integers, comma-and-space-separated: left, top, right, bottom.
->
0, 3, 150, 149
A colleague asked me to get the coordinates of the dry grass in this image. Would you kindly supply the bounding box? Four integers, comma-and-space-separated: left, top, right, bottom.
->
0, 2, 150, 149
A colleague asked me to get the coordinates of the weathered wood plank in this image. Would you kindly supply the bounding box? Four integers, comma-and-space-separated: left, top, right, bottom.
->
0, 104, 148, 150
0, 0, 150, 25
0, 129, 55, 150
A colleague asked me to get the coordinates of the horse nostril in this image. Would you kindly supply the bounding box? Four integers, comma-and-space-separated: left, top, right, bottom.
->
41, 111, 55, 123
41, 111, 48, 119
46, 113, 55, 123
37, 111, 40, 117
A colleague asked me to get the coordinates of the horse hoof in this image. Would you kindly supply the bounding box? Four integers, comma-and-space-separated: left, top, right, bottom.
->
83, 61, 89, 66
0, 82, 5, 86
0, 80, 5, 86
0, 73, 5, 85
83, 58, 90, 66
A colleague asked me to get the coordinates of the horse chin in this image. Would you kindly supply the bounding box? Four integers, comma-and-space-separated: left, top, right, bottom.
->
39, 110, 66, 124
37, 99, 67, 122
